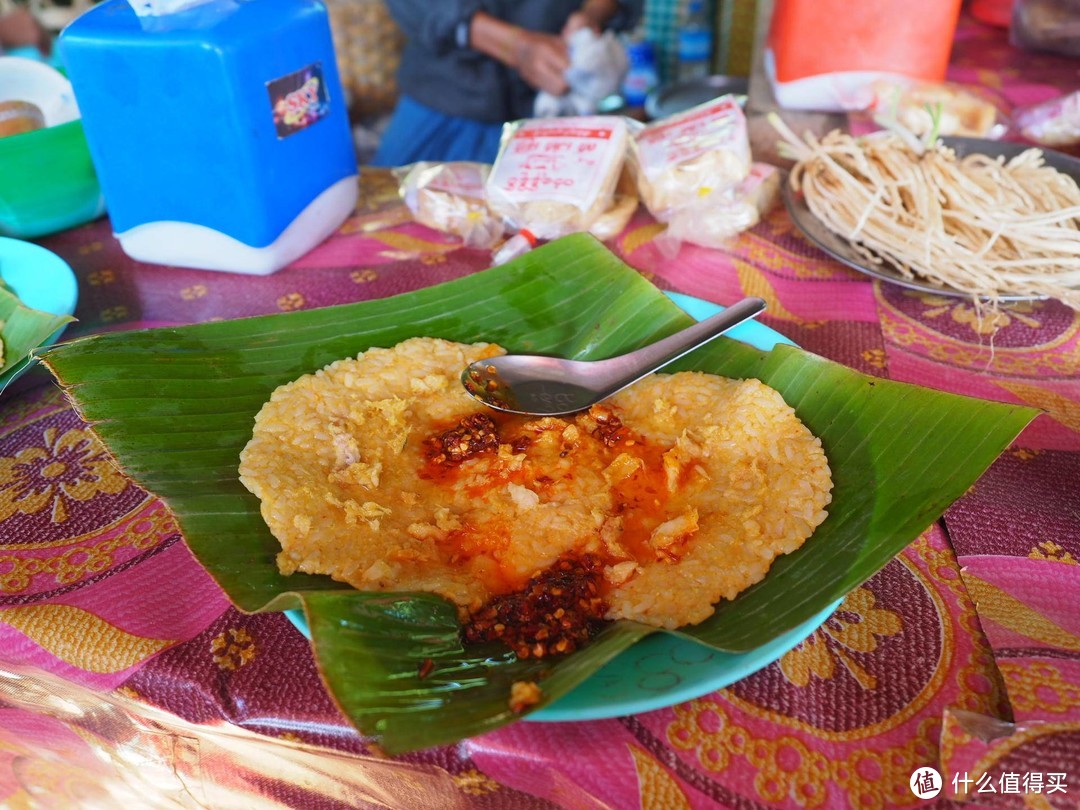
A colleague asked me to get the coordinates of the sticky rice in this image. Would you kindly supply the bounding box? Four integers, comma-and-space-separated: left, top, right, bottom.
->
239, 337, 832, 630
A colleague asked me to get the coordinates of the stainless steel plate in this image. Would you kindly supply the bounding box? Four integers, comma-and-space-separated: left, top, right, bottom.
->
782, 136, 1080, 301
645, 74, 748, 121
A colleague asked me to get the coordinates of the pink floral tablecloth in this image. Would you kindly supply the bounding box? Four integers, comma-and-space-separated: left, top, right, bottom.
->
0, 15, 1078, 810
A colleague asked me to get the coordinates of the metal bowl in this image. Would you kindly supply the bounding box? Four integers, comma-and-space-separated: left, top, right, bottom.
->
645, 74, 749, 121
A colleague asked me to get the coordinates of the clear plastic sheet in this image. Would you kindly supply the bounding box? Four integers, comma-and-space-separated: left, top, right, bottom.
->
0, 664, 479, 810
1014, 90, 1080, 147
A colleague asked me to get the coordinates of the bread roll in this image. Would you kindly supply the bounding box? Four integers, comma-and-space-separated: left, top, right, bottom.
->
0, 101, 45, 138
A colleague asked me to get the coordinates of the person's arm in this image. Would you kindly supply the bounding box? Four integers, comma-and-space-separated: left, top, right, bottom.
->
0, 4, 50, 55
563, 0, 642, 37
382, 0, 487, 55
383, 0, 570, 95
563, 0, 619, 35
469, 12, 569, 96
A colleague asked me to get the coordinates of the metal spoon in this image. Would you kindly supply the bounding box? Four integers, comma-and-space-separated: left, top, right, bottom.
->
461, 297, 767, 416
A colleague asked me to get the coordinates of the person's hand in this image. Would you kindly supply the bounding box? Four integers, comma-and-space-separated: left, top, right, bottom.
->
0, 7, 51, 56
511, 30, 570, 96
562, 11, 600, 38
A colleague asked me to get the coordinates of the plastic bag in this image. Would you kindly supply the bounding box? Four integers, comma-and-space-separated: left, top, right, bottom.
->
396, 161, 505, 248
1014, 91, 1080, 147
660, 163, 780, 252
630, 95, 751, 220
866, 79, 1008, 139
486, 116, 629, 241
629, 95, 764, 252
492, 190, 638, 266
534, 28, 629, 118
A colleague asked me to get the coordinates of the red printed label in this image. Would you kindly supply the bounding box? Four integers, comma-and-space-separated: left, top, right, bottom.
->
636, 95, 749, 176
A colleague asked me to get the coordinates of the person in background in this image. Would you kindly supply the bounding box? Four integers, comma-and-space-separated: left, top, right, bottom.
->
372, 0, 641, 167
0, 2, 50, 55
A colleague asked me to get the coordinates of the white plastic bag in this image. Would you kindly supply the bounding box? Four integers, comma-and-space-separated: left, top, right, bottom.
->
534, 28, 629, 118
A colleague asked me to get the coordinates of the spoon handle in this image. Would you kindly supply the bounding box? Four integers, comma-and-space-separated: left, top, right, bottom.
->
598, 297, 767, 391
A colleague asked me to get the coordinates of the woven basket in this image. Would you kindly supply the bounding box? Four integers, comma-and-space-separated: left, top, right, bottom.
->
325, 0, 404, 118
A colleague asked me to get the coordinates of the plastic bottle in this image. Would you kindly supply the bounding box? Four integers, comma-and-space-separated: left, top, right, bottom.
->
621, 37, 659, 108
677, 0, 713, 81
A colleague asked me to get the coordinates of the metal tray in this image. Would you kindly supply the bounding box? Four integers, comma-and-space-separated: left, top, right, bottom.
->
782, 136, 1080, 301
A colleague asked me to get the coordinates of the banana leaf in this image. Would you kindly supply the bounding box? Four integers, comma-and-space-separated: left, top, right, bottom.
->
0, 284, 74, 391
39, 233, 1037, 753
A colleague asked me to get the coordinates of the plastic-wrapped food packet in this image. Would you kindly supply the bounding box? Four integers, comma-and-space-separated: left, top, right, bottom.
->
630, 95, 751, 218
486, 116, 630, 241
588, 168, 639, 241
1014, 91, 1080, 147
660, 163, 781, 252
492, 172, 638, 266
866, 79, 1007, 139
396, 161, 505, 248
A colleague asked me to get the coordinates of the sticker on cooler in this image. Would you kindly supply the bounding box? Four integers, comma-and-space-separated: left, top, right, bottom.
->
489, 118, 627, 209
267, 62, 331, 139
636, 96, 749, 178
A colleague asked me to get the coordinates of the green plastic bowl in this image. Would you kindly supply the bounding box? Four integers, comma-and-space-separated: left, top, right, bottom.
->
0, 117, 106, 238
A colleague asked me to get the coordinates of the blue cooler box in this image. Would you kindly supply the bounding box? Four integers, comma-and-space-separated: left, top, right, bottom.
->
60, 0, 359, 274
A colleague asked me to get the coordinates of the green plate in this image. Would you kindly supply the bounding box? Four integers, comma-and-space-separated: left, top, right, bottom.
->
0, 237, 77, 390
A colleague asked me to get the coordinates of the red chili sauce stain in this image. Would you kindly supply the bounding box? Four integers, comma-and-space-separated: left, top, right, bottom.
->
419, 407, 688, 658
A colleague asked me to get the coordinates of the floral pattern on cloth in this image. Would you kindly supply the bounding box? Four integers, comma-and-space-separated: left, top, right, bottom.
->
0, 14, 1077, 809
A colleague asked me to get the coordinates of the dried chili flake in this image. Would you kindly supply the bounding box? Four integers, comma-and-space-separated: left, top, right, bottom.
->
461, 555, 609, 659
588, 405, 626, 447
425, 413, 500, 465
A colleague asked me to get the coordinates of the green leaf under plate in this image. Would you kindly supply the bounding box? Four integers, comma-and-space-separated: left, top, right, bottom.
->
40, 233, 1037, 753
0, 284, 74, 390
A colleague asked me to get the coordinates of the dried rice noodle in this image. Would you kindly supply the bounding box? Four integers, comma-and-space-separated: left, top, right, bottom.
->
774, 119, 1080, 313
